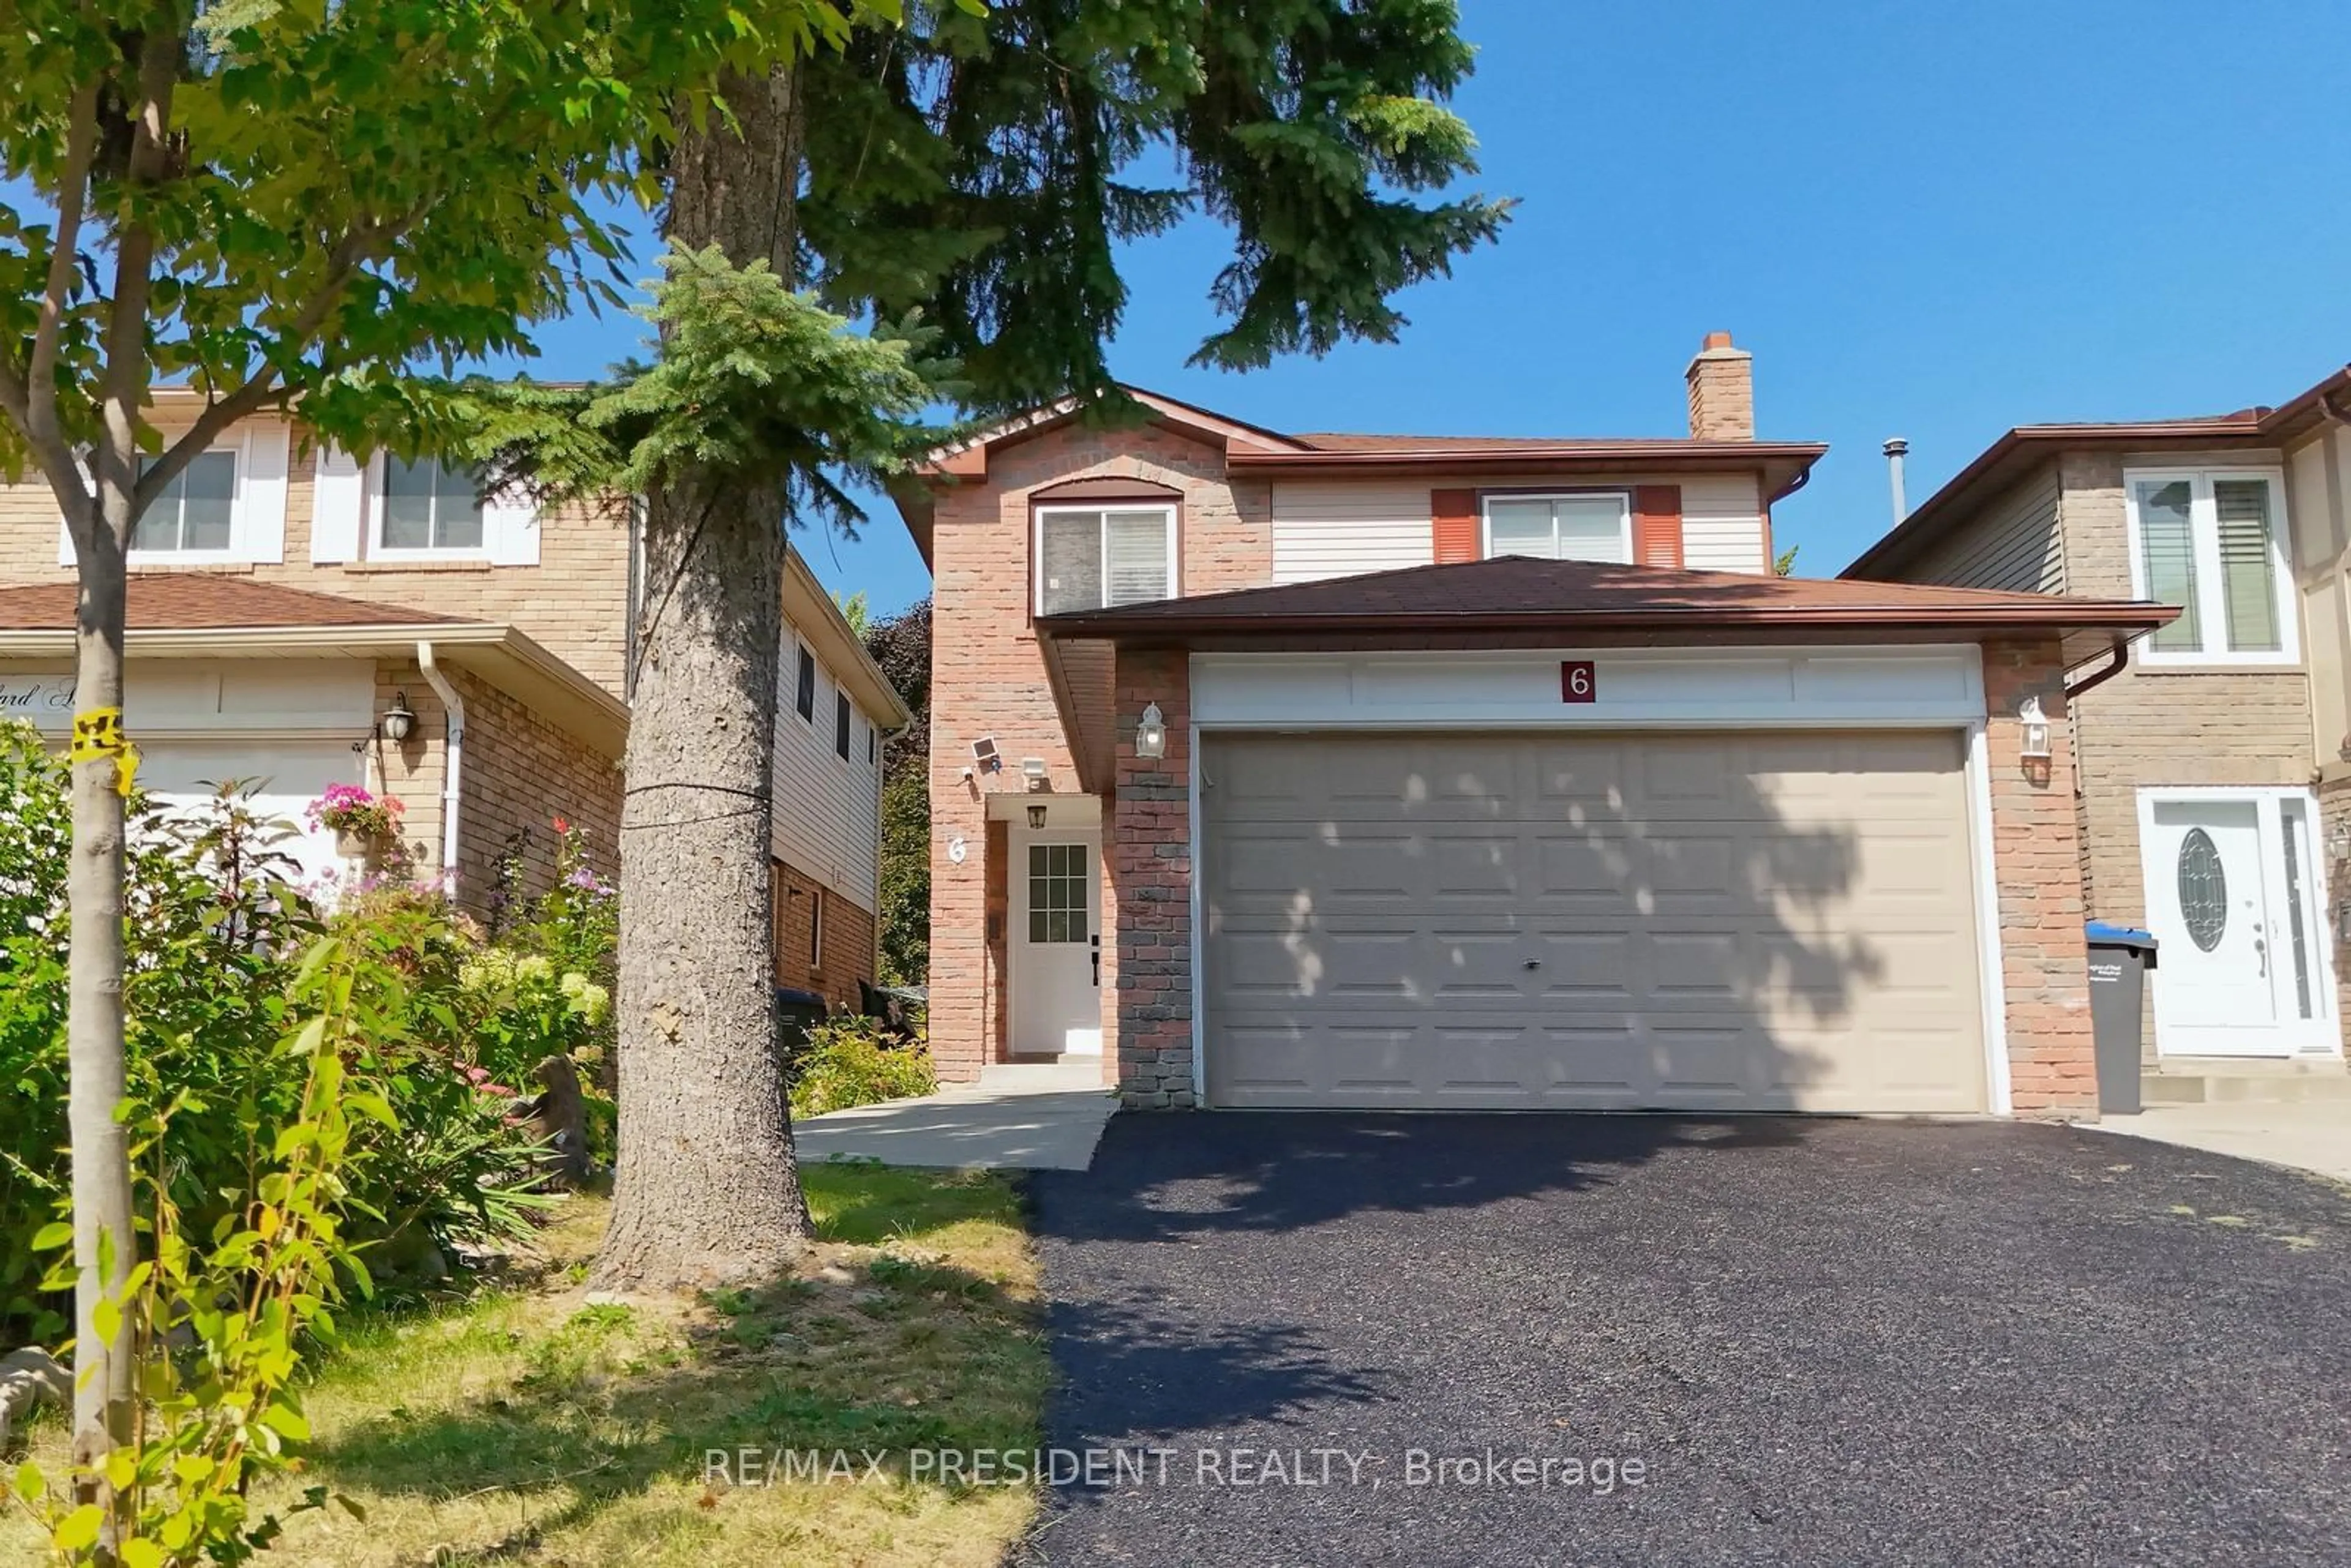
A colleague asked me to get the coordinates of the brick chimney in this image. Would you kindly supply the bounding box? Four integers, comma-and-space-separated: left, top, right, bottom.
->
1685, 330, 1755, 440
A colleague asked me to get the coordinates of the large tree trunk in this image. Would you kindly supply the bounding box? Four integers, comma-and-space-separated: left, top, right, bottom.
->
594, 66, 811, 1289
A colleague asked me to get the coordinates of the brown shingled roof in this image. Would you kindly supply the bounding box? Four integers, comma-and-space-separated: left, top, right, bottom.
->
0, 576, 454, 632
1291, 432, 1753, 453
1036, 555, 2174, 666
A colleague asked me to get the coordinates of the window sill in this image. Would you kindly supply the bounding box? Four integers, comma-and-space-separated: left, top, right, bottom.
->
127, 560, 257, 576
2130, 656, 2306, 675
346, 558, 496, 574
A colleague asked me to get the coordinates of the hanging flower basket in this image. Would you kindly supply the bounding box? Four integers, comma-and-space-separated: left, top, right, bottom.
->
310, 784, 405, 861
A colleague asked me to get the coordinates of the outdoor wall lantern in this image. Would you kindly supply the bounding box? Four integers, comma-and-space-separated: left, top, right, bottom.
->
1027, 804, 1048, 830
380, 692, 418, 744
2017, 696, 2051, 761
2331, 817, 2351, 866
1134, 701, 1168, 760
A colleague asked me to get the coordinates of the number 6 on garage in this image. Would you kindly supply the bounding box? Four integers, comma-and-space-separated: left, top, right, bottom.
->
1561, 661, 1597, 703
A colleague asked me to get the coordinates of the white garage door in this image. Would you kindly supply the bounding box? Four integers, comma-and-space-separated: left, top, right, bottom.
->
1201, 731, 1987, 1113
142, 741, 361, 890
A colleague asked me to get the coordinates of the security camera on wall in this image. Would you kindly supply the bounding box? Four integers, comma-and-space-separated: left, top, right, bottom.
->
971, 735, 1002, 772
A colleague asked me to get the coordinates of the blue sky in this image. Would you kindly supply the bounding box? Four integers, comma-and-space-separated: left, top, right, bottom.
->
525, 0, 2351, 617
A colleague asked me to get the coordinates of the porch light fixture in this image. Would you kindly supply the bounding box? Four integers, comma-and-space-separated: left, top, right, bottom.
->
380, 691, 418, 745
2017, 696, 2051, 761
2331, 817, 2351, 866
1027, 804, 1048, 830
1134, 702, 1168, 760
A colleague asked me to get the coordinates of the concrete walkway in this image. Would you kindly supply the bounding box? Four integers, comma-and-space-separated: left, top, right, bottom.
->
795, 1059, 1116, 1171
2083, 1101, 2351, 1185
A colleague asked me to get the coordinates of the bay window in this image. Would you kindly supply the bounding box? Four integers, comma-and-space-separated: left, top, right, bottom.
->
1035, 505, 1177, 615
2126, 469, 2295, 665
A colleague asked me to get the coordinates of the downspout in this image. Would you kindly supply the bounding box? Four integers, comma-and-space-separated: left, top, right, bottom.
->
2063, 642, 2130, 702
417, 642, 465, 884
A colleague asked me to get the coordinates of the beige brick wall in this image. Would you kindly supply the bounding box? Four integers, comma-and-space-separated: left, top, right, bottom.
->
0, 417, 634, 696
448, 667, 622, 924
2055, 454, 2317, 1019
926, 419, 1262, 1079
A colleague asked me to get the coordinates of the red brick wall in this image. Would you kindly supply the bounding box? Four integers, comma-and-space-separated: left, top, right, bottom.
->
773, 857, 879, 1011
1981, 637, 2098, 1116
1109, 646, 1194, 1106
926, 419, 1264, 1080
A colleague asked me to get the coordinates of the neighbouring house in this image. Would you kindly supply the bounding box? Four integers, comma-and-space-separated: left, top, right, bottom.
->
892, 335, 2173, 1115
0, 392, 909, 1010
1843, 364, 2351, 1092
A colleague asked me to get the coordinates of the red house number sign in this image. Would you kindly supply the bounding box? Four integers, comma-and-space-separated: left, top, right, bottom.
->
1561, 661, 1597, 703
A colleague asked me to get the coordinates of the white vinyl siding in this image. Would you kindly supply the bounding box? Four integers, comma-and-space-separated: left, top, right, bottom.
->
1269, 473, 1769, 583
1270, 481, 1438, 584
771, 615, 884, 915
1676, 473, 1770, 574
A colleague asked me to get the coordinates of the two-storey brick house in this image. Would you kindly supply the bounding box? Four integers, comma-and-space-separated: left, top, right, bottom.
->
0, 393, 906, 1007
1844, 363, 2351, 1090
895, 337, 2174, 1116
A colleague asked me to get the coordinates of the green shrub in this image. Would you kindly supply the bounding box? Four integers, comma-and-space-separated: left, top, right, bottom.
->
0, 722, 552, 1345
788, 1016, 937, 1119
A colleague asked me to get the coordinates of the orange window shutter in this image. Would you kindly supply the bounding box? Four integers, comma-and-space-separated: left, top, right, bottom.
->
1432, 489, 1480, 563
1633, 485, 1684, 568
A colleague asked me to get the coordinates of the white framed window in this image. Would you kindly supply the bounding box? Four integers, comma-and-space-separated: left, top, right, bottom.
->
1482, 492, 1633, 563
2124, 468, 2297, 667
373, 456, 486, 557
130, 449, 239, 558
1034, 505, 1177, 615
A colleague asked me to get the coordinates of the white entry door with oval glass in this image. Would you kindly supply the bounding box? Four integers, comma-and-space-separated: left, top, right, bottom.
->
2137, 789, 2338, 1057
1012, 832, 1103, 1056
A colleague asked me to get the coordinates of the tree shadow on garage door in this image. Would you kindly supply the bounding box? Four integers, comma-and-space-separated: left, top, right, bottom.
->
1198, 730, 1985, 1119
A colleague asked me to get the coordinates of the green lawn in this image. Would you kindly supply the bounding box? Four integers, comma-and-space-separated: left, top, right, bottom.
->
2, 1163, 1051, 1567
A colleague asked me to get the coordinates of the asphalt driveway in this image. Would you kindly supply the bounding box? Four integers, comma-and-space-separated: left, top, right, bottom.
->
1021, 1114, 2351, 1566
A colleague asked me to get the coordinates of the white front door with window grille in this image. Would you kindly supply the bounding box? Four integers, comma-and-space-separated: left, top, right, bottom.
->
1011, 831, 1103, 1056
2137, 789, 2339, 1057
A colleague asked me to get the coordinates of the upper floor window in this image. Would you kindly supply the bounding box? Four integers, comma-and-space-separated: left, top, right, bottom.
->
834, 691, 852, 760
1035, 505, 1176, 615
131, 450, 238, 557
795, 644, 816, 721
1483, 493, 1632, 563
378, 456, 485, 554
2125, 469, 2296, 666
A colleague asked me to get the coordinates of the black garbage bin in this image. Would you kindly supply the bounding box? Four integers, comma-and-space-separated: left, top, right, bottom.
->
2084, 922, 2158, 1115
773, 985, 830, 1082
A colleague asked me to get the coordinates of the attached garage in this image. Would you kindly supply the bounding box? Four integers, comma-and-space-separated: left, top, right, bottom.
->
1032, 555, 2178, 1117
1201, 729, 1986, 1112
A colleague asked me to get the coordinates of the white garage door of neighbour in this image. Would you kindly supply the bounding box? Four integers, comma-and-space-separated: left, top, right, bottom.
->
142, 741, 359, 890
1201, 730, 1987, 1114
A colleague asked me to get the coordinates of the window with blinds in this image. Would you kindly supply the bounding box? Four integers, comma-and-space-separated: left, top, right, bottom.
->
1483, 493, 1633, 563
2126, 470, 2293, 664
1035, 506, 1176, 614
